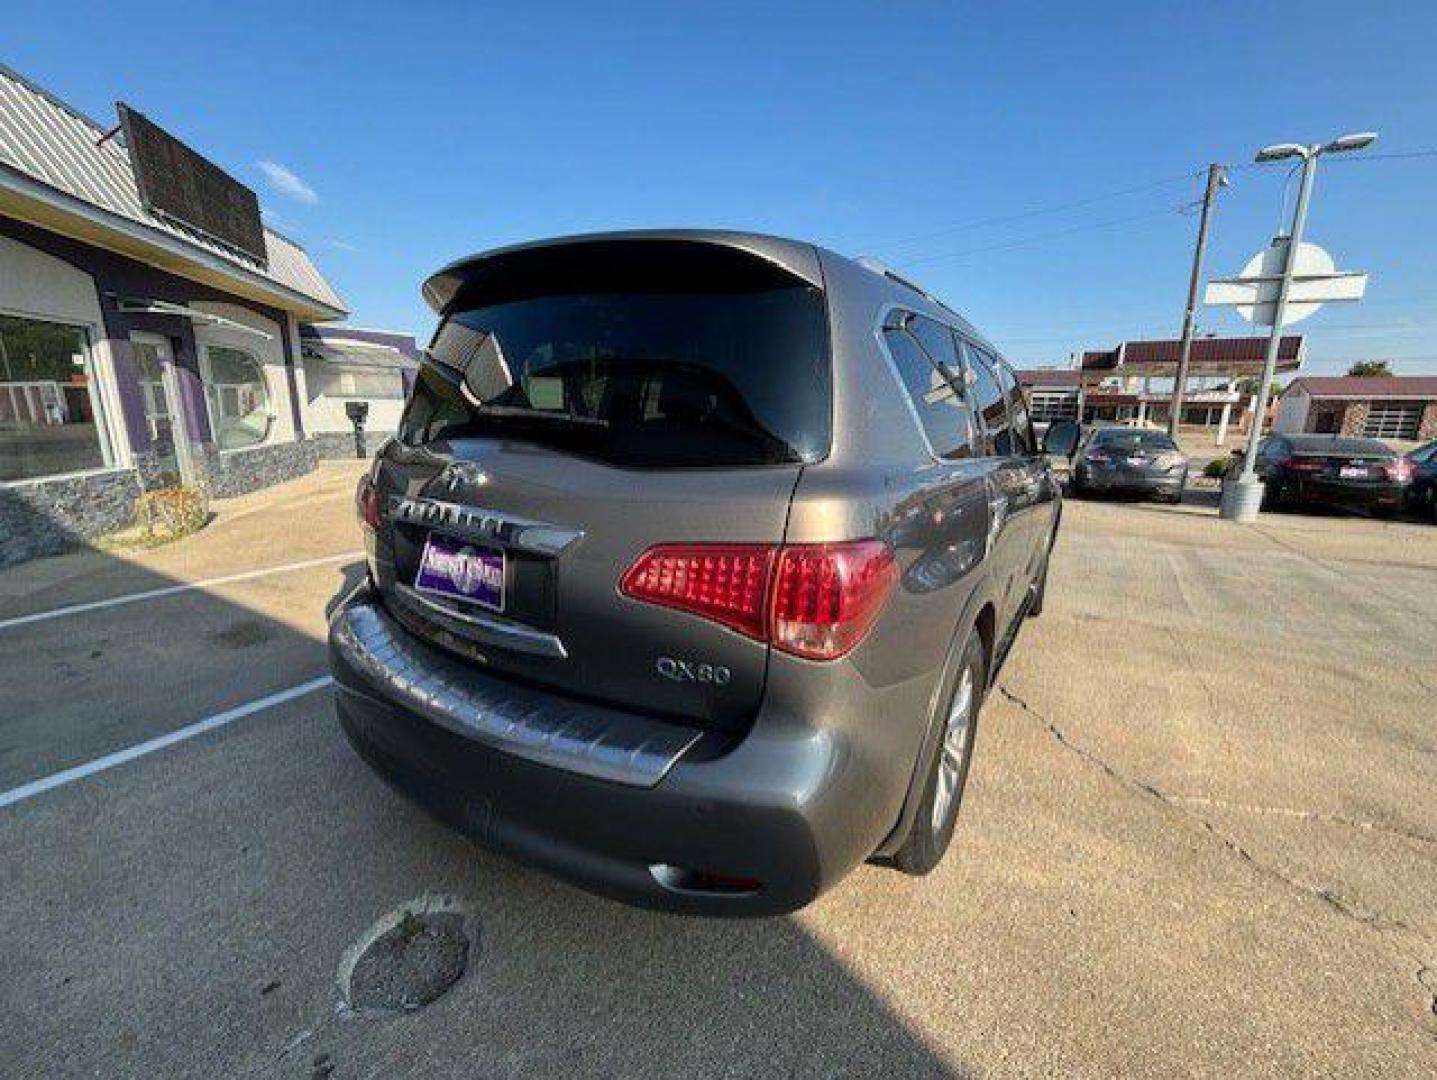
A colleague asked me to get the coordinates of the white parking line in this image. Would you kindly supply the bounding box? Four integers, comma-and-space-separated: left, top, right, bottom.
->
0, 552, 363, 634
0, 676, 334, 810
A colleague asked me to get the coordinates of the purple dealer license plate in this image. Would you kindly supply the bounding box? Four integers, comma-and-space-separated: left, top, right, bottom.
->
415, 533, 505, 612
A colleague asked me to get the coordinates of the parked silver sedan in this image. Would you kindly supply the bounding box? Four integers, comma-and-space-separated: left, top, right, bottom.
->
1069, 426, 1189, 503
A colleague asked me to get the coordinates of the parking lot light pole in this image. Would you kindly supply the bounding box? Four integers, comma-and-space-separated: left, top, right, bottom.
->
1219, 132, 1378, 522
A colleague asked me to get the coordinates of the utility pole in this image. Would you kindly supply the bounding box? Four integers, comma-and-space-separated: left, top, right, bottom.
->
1168, 164, 1226, 437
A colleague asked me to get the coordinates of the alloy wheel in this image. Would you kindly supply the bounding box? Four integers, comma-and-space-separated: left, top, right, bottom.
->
931, 666, 975, 831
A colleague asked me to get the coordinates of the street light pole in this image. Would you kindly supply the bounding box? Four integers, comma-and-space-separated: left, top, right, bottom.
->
1236, 152, 1317, 482
1217, 130, 1376, 522
1168, 163, 1226, 437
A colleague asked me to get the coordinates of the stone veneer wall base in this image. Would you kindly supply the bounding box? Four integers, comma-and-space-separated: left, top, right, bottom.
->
194, 440, 319, 499
308, 431, 395, 461
0, 469, 143, 569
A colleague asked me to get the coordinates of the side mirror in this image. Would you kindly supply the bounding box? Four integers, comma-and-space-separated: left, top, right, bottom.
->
1042, 419, 1080, 458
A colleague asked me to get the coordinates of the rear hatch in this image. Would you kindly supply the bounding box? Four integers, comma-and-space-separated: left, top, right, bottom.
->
370, 237, 831, 731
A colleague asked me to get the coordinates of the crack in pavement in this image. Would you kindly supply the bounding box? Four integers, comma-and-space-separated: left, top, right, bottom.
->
995, 682, 1437, 1033
248, 1002, 350, 1079
1166, 794, 1437, 849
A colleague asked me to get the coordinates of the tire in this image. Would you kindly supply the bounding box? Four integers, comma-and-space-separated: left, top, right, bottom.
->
893, 630, 987, 876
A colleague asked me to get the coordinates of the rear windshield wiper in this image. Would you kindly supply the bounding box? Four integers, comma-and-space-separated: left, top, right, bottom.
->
469, 402, 610, 429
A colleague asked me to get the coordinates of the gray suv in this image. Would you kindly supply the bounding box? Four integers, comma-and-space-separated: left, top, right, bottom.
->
329, 231, 1079, 915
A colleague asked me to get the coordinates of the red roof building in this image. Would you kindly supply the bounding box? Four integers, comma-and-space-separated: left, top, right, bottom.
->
1275, 376, 1437, 441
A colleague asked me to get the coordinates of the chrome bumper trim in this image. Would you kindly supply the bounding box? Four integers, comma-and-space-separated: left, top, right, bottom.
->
331, 596, 701, 788
390, 583, 568, 659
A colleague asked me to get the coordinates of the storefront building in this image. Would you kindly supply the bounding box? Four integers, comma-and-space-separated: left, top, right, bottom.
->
1020, 335, 1306, 444
1273, 376, 1437, 442
1, 66, 351, 566
299, 325, 418, 458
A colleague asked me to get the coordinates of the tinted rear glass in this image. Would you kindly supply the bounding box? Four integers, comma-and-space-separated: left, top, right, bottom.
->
1287, 435, 1391, 455
1091, 428, 1178, 450
407, 288, 830, 467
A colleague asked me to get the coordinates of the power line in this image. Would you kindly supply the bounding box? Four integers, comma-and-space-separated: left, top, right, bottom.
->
1231, 147, 1437, 172
858, 170, 1202, 253
896, 206, 1182, 268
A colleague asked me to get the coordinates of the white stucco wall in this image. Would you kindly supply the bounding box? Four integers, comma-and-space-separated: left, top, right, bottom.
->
0, 233, 129, 470
1272, 387, 1309, 434
190, 301, 297, 444
303, 391, 408, 435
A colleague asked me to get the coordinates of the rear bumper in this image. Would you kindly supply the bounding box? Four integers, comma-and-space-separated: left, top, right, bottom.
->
1076, 464, 1186, 496
1276, 478, 1407, 510
329, 587, 886, 916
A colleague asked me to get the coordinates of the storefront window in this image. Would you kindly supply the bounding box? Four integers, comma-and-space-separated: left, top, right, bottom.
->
203, 345, 272, 450
0, 313, 110, 483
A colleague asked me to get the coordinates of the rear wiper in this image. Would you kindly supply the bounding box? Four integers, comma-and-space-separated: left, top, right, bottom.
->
470, 403, 610, 429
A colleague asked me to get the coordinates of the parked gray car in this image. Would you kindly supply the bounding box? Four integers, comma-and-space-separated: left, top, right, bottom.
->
1070, 426, 1189, 502
329, 231, 1079, 915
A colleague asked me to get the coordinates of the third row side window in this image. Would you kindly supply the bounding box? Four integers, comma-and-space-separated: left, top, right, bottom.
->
882, 314, 976, 460
963, 342, 1013, 455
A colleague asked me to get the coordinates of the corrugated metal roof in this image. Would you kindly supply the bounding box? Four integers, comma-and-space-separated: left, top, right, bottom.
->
0, 66, 346, 316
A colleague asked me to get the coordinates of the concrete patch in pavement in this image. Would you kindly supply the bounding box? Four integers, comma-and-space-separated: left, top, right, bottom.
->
339, 894, 475, 1015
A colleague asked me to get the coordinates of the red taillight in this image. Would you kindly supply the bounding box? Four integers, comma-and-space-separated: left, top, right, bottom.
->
1389, 458, 1413, 482
620, 540, 897, 661
1286, 458, 1324, 472
355, 474, 382, 530
619, 544, 775, 639
770, 540, 897, 659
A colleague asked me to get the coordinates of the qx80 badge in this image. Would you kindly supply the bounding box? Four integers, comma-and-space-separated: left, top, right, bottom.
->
656, 656, 732, 686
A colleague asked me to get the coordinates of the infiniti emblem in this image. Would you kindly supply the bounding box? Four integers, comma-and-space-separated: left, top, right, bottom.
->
440, 462, 489, 494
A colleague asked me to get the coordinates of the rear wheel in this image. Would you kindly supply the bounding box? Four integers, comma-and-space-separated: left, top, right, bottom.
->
893, 631, 987, 876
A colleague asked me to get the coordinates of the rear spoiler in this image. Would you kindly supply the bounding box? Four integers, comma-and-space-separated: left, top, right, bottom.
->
421, 230, 824, 314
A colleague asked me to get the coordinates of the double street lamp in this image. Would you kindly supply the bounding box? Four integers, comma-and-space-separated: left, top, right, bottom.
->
1218, 131, 1378, 522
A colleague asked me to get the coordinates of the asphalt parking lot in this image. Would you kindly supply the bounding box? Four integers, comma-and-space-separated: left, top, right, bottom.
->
2, 462, 1434, 1077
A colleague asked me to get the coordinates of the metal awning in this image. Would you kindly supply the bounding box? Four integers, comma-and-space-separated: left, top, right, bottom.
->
112, 297, 274, 341
300, 337, 415, 371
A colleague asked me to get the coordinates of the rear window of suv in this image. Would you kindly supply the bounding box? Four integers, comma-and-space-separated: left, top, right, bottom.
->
404, 287, 831, 468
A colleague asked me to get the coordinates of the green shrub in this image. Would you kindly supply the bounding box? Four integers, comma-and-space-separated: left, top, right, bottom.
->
1203, 456, 1235, 479
135, 487, 209, 542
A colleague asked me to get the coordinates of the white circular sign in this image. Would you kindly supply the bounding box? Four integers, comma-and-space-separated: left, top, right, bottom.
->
1235, 240, 1335, 326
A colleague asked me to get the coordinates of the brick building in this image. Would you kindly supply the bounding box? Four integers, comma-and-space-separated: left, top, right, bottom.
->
1273, 376, 1437, 442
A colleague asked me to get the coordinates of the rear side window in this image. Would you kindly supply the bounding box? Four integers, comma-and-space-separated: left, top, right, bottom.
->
962, 341, 1013, 455
409, 286, 830, 468
882, 313, 976, 460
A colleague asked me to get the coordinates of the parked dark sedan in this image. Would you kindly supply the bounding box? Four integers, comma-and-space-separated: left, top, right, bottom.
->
1250, 434, 1410, 515
1070, 426, 1188, 503
1404, 439, 1437, 520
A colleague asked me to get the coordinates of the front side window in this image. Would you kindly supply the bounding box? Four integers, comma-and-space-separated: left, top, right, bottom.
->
962, 341, 1012, 455
0, 313, 110, 482
412, 285, 831, 468
881, 313, 975, 460
203, 346, 272, 450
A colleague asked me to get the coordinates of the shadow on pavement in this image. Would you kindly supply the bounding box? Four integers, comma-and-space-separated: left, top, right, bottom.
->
0, 518, 966, 1078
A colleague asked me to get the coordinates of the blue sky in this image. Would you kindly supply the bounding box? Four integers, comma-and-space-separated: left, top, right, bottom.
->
4, 0, 1435, 374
